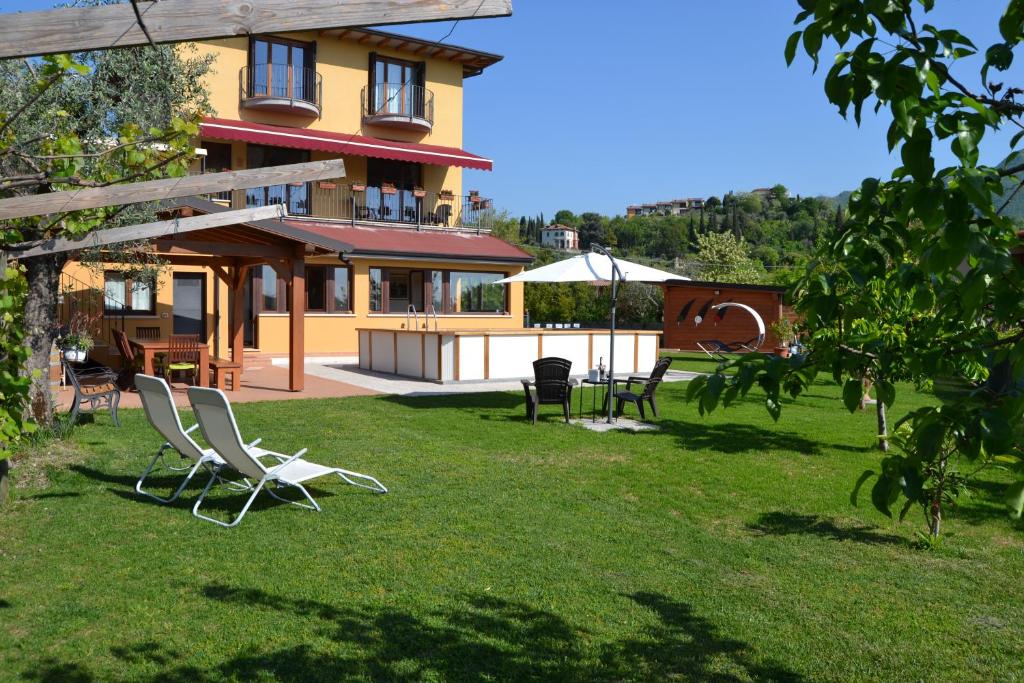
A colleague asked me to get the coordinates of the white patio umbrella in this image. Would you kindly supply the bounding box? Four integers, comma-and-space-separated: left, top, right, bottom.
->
497, 246, 686, 423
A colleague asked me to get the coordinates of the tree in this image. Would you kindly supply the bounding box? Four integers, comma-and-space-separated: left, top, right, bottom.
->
2, 42, 212, 428
689, 0, 1024, 537
553, 209, 578, 227
693, 231, 766, 283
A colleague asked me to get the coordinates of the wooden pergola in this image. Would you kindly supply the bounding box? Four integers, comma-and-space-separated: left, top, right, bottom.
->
10, 198, 354, 392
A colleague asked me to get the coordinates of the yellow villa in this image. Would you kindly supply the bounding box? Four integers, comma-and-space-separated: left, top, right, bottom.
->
62, 28, 534, 382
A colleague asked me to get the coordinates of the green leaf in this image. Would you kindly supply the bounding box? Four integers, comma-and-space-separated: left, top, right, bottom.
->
875, 379, 896, 407
785, 30, 802, 66
842, 378, 863, 413
870, 476, 895, 518
850, 469, 875, 507
985, 42, 1014, 70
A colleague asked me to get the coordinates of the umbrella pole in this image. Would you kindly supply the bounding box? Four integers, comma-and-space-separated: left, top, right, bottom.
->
591, 243, 623, 424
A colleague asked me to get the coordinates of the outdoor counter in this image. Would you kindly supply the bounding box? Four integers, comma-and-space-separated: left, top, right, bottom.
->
357, 328, 661, 383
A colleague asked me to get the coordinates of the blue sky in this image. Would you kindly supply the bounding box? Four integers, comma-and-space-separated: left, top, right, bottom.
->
3, 1, 1021, 217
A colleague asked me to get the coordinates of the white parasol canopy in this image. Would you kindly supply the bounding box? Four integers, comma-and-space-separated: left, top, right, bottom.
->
496, 253, 686, 285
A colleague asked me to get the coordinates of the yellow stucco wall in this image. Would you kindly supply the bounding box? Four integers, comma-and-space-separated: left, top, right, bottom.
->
191, 33, 467, 198
62, 257, 525, 360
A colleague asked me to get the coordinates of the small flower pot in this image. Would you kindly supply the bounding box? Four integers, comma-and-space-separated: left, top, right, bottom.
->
318, 181, 337, 190
413, 187, 426, 198
351, 183, 366, 192
439, 191, 454, 201
774, 346, 791, 358
381, 184, 397, 195
64, 348, 87, 363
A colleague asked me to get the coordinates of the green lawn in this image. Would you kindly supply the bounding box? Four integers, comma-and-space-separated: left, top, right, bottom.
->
1, 377, 1022, 682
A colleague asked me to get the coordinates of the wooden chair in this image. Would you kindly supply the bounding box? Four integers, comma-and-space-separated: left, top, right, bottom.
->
135, 326, 161, 339
164, 334, 201, 386
521, 357, 575, 425
63, 359, 120, 427
614, 357, 673, 420
111, 328, 142, 390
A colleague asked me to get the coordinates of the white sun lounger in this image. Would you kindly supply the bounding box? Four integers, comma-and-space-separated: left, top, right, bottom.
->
134, 373, 225, 504
186, 386, 387, 528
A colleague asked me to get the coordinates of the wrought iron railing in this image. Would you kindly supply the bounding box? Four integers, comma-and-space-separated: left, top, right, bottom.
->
200, 181, 494, 229
314, 183, 493, 229
240, 64, 322, 112
362, 83, 434, 126
58, 272, 125, 351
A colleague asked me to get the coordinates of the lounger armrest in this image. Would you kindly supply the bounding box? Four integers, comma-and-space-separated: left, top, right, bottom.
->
246, 438, 262, 448
268, 448, 309, 475
184, 423, 200, 435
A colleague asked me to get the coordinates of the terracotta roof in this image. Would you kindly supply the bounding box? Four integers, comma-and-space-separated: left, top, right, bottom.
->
317, 27, 503, 78
284, 219, 534, 264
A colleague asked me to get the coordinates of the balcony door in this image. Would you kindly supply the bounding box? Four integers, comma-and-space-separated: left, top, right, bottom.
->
250, 37, 315, 103
367, 159, 421, 224
369, 53, 424, 117
246, 145, 311, 215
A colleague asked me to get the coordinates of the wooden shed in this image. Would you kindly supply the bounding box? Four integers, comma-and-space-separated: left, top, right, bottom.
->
662, 280, 792, 352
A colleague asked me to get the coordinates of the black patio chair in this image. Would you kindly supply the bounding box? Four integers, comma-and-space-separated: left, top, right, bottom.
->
521, 357, 575, 425
62, 358, 121, 427
614, 357, 673, 421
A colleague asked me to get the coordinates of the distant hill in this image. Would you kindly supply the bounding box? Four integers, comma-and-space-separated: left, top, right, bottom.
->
818, 175, 1024, 220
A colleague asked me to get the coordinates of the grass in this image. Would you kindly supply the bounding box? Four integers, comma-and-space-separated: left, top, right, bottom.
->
1, 375, 1022, 681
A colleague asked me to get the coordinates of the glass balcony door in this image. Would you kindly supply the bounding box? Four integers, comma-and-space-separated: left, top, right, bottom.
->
371, 55, 424, 117
245, 145, 311, 215
251, 37, 314, 102
366, 159, 421, 224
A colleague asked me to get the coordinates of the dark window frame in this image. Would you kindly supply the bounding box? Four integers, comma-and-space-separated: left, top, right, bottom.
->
248, 35, 317, 100
368, 267, 509, 315
305, 264, 354, 313
103, 270, 156, 315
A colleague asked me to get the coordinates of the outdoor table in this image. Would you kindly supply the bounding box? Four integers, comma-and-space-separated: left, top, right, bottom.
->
579, 375, 630, 422
129, 337, 210, 387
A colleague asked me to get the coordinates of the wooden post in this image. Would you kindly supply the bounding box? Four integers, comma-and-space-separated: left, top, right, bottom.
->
230, 264, 250, 383
288, 253, 305, 391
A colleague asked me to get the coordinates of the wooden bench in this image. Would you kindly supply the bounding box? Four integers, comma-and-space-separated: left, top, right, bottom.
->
209, 357, 241, 391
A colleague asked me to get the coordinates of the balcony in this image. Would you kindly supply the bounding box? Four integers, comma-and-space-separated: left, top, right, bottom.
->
362, 83, 434, 132
208, 181, 493, 231
240, 65, 322, 118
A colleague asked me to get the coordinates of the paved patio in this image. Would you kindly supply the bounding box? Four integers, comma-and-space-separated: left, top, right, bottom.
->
56, 357, 701, 408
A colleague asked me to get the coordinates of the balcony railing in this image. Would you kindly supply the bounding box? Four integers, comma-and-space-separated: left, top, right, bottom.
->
240, 64, 322, 118
206, 181, 493, 230
362, 83, 434, 132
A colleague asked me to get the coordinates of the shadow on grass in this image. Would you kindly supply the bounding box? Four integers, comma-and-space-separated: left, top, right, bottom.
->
747, 511, 905, 546
652, 418, 831, 456
68, 464, 337, 517
22, 492, 81, 501
380, 391, 524, 411
0, 599, 11, 608
20, 586, 805, 681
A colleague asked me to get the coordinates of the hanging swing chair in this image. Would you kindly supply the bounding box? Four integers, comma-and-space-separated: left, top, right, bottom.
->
695, 302, 766, 360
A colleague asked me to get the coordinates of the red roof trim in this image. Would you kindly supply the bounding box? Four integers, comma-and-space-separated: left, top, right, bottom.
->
200, 118, 493, 171
283, 220, 533, 263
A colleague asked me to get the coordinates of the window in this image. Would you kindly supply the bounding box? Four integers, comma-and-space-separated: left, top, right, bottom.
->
369, 53, 424, 117
246, 145, 311, 215
249, 36, 316, 102
305, 265, 352, 313
448, 271, 505, 313
369, 268, 383, 312
260, 265, 279, 311
104, 271, 155, 314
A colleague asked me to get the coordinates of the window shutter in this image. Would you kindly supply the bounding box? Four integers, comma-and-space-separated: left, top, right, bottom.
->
367, 51, 377, 111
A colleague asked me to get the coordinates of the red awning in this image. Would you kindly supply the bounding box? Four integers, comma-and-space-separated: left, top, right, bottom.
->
200, 118, 493, 171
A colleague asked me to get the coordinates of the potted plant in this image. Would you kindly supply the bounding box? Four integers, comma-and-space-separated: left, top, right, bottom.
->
469, 189, 481, 205
60, 330, 94, 363
413, 185, 427, 198
350, 182, 366, 192
381, 181, 397, 195
769, 318, 795, 358
439, 188, 454, 200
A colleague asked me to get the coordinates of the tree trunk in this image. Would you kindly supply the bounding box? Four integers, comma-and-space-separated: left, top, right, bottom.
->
23, 254, 65, 427
0, 457, 9, 506
876, 398, 889, 452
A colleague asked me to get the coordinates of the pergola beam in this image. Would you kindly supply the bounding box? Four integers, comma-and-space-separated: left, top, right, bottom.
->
0, 0, 513, 60
0, 159, 345, 220
8, 204, 285, 259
